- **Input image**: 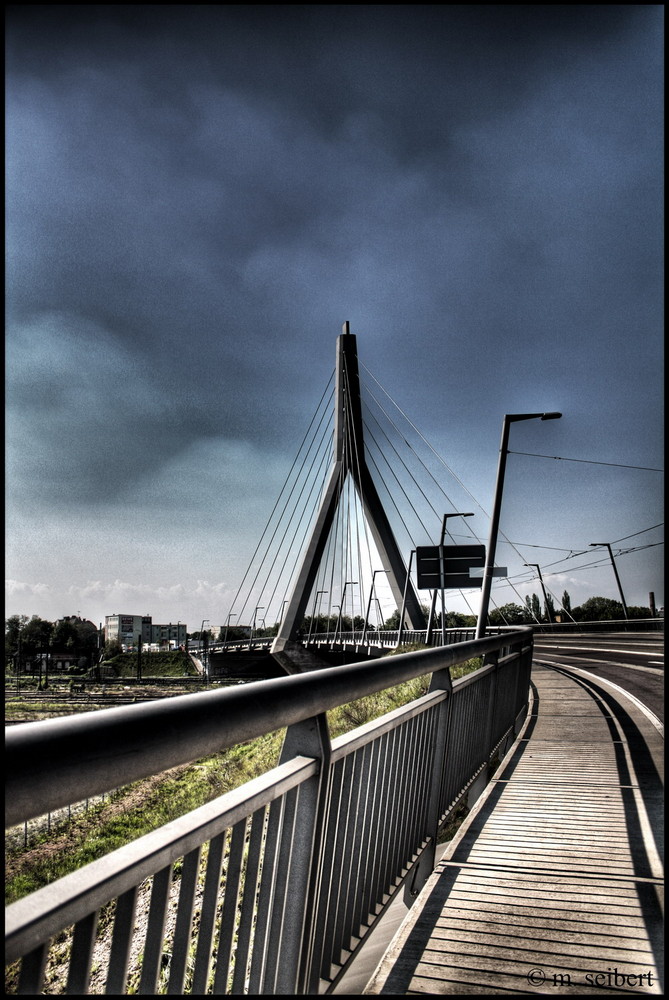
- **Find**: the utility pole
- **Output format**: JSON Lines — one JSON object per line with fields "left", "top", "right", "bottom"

{"left": 476, "top": 412, "right": 561, "bottom": 639}
{"left": 524, "top": 563, "right": 552, "bottom": 623}
{"left": 589, "top": 543, "right": 629, "bottom": 620}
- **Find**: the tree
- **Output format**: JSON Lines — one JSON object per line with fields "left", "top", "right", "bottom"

{"left": 524, "top": 594, "right": 542, "bottom": 622}
{"left": 19, "top": 616, "right": 54, "bottom": 655}
{"left": 5, "top": 614, "right": 28, "bottom": 663}
{"left": 572, "top": 596, "right": 624, "bottom": 622}
{"left": 103, "top": 639, "right": 123, "bottom": 659}
{"left": 52, "top": 619, "right": 80, "bottom": 651}
{"left": 544, "top": 593, "right": 556, "bottom": 622}
{"left": 383, "top": 610, "right": 401, "bottom": 630}
{"left": 562, "top": 590, "right": 572, "bottom": 614}
{"left": 489, "top": 603, "right": 528, "bottom": 626}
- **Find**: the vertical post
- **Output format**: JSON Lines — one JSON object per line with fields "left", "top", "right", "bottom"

{"left": 426, "top": 589, "right": 438, "bottom": 646}
{"left": 137, "top": 634, "right": 142, "bottom": 682}
{"left": 273, "top": 714, "right": 332, "bottom": 994}
{"left": 362, "top": 571, "right": 386, "bottom": 646}
{"left": 477, "top": 413, "right": 561, "bottom": 639}
{"left": 589, "top": 542, "right": 629, "bottom": 620}
{"left": 407, "top": 666, "right": 454, "bottom": 898}
{"left": 524, "top": 563, "right": 552, "bottom": 623}
{"left": 476, "top": 418, "right": 512, "bottom": 640}
{"left": 397, "top": 550, "right": 415, "bottom": 648}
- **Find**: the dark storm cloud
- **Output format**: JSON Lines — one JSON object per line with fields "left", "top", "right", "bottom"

{"left": 6, "top": 4, "right": 663, "bottom": 511}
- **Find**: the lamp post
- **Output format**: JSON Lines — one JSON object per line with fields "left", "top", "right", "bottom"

{"left": 397, "top": 553, "right": 416, "bottom": 649}
{"left": 335, "top": 583, "right": 357, "bottom": 644}
{"left": 251, "top": 607, "right": 264, "bottom": 641}
{"left": 524, "top": 563, "right": 552, "bottom": 623}
{"left": 362, "top": 571, "right": 387, "bottom": 646}
{"left": 589, "top": 543, "right": 629, "bottom": 620}
{"left": 223, "top": 613, "right": 236, "bottom": 644}
{"left": 329, "top": 606, "right": 340, "bottom": 644}
{"left": 200, "top": 619, "right": 209, "bottom": 679}
{"left": 476, "top": 412, "right": 562, "bottom": 639}
{"left": 307, "top": 591, "right": 327, "bottom": 643}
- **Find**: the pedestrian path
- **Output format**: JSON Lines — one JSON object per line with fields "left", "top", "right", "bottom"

{"left": 363, "top": 664, "right": 664, "bottom": 995}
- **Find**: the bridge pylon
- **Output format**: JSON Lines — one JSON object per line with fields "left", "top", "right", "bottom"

{"left": 272, "top": 323, "right": 426, "bottom": 673}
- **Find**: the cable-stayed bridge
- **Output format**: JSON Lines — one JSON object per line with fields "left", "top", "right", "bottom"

{"left": 213, "top": 322, "right": 497, "bottom": 677}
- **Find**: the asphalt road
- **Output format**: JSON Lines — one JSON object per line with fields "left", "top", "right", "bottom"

{"left": 532, "top": 630, "right": 664, "bottom": 724}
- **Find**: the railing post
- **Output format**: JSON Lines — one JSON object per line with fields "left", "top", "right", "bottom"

{"left": 271, "top": 713, "right": 332, "bottom": 995}
{"left": 406, "top": 665, "right": 454, "bottom": 899}
{"left": 481, "top": 647, "right": 500, "bottom": 782}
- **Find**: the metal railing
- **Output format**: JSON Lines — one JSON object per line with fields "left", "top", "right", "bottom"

{"left": 6, "top": 629, "right": 533, "bottom": 995}
{"left": 208, "top": 617, "right": 663, "bottom": 657}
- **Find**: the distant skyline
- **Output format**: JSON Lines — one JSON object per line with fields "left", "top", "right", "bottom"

{"left": 6, "top": 6, "right": 663, "bottom": 631}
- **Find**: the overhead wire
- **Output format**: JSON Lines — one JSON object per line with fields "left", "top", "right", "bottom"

{"left": 507, "top": 451, "right": 663, "bottom": 472}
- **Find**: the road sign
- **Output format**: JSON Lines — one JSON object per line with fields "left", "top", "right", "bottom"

{"left": 416, "top": 544, "right": 486, "bottom": 590}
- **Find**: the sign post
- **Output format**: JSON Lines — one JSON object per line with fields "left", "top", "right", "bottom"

{"left": 419, "top": 513, "right": 478, "bottom": 645}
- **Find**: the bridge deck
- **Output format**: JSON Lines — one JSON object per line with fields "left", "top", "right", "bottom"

{"left": 362, "top": 664, "right": 664, "bottom": 995}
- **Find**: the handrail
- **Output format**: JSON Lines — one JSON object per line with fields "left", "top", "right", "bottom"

{"left": 6, "top": 631, "right": 523, "bottom": 828}
{"left": 6, "top": 629, "right": 534, "bottom": 995}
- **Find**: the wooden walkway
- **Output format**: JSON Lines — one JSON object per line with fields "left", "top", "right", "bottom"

{"left": 364, "top": 664, "right": 664, "bottom": 995}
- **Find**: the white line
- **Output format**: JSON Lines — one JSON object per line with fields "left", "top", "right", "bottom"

{"left": 534, "top": 653, "right": 663, "bottom": 675}
{"left": 534, "top": 643, "right": 663, "bottom": 659}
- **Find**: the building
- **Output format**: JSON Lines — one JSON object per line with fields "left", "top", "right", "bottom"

{"left": 104, "top": 616, "right": 187, "bottom": 650}
{"left": 105, "top": 615, "right": 152, "bottom": 649}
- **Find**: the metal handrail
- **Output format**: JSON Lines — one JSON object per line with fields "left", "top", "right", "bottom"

{"left": 6, "top": 631, "right": 524, "bottom": 828}
{"left": 6, "top": 629, "right": 533, "bottom": 994}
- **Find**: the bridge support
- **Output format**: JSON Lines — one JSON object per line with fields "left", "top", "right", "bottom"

{"left": 272, "top": 323, "right": 426, "bottom": 672}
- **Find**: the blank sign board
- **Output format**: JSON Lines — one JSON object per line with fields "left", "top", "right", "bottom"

{"left": 416, "top": 544, "right": 486, "bottom": 590}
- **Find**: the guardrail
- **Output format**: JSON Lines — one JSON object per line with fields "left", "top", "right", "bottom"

{"left": 6, "top": 629, "right": 533, "bottom": 995}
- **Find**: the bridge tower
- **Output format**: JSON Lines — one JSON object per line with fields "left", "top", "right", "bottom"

{"left": 272, "top": 323, "right": 426, "bottom": 673}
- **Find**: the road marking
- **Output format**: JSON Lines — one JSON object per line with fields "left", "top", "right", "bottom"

{"left": 534, "top": 643, "right": 663, "bottom": 659}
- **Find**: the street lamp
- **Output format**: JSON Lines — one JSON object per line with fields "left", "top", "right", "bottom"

{"left": 223, "top": 613, "right": 236, "bottom": 644}
{"left": 362, "top": 571, "right": 387, "bottom": 646}
{"left": 335, "top": 583, "right": 357, "bottom": 644}
{"left": 476, "top": 412, "right": 562, "bottom": 639}
{"left": 200, "top": 619, "right": 210, "bottom": 679}
{"left": 589, "top": 543, "right": 629, "bottom": 620}
{"left": 524, "top": 564, "right": 551, "bottom": 624}
{"left": 307, "top": 590, "right": 328, "bottom": 643}
{"left": 251, "top": 607, "right": 264, "bottom": 640}
{"left": 328, "top": 606, "right": 340, "bottom": 643}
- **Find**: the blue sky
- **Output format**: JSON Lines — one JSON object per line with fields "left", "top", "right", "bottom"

{"left": 6, "top": 6, "right": 664, "bottom": 631}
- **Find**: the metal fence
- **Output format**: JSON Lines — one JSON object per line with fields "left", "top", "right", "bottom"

{"left": 5, "top": 629, "right": 533, "bottom": 995}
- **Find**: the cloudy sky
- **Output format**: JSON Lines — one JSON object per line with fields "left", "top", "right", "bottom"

{"left": 6, "top": 5, "right": 664, "bottom": 631}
